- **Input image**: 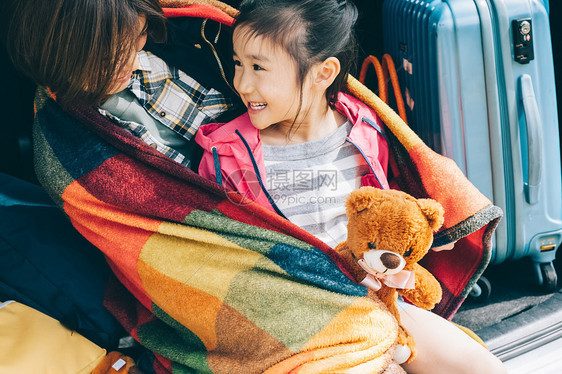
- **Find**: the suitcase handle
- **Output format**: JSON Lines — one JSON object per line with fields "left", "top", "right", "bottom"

{"left": 519, "top": 74, "right": 542, "bottom": 205}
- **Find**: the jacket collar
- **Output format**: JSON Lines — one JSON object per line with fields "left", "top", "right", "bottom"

{"left": 137, "top": 51, "right": 153, "bottom": 73}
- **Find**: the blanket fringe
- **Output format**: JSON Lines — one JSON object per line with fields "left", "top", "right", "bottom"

{"left": 160, "top": 0, "right": 239, "bottom": 17}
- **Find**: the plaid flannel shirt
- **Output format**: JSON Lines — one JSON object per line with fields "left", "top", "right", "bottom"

{"left": 99, "top": 51, "right": 232, "bottom": 167}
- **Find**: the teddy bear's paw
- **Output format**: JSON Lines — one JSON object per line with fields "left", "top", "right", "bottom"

{"left": 393, "top": 344, "right": 411, "bottom": 365}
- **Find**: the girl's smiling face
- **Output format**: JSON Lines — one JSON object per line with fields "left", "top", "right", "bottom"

{"left": 232, "top": 26, "right": 312, "bottom": 132}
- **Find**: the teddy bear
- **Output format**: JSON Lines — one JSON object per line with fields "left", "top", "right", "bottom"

{"left": 335, "top": 186, "right": 445, "bottom": 365}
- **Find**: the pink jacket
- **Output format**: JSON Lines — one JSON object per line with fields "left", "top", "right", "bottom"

{"left": 195, "top": 92, "right": 390, "bottom": 214}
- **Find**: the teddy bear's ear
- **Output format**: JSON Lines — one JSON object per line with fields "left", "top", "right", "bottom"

{"left": 416, "top": 198, "right": 445, "bottom": 232}
{"left": 346, "top": 187, "right": 379, "bottom": 213}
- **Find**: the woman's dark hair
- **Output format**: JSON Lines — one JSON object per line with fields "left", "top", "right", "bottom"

{"left": 3, "top": 0, "right": 166, "bottom": 108}
{"left": 235, "top": 0, "right": 358, "bottom": 107}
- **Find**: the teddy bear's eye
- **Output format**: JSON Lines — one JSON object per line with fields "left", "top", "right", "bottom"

{"left": 404, "top": 248, "right": 413, "bottom": 257}
{"left": 368, "top": 242, "right": 376, "bottom": 249}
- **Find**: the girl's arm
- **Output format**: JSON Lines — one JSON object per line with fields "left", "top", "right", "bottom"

{"left": 432, "top": 241, "right": 456, "bottom": 251}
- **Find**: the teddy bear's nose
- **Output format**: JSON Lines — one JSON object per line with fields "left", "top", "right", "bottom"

{"left": 363, "top": 250, "right": 407, "bottom": 275}
{"left": 380, "top": 252, "right": 403, "bottom": 270}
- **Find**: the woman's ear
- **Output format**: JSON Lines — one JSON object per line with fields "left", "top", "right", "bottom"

{"left": 313, "top": 57, "right": 341, "bottom": 90}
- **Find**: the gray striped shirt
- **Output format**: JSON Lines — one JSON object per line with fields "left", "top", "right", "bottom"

{"left": 263, "top": 122, "right": 369, "bottom": 247}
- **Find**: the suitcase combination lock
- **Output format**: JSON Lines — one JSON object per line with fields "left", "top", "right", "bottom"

{"left": 512, "top": 18, "right": 534, "bottom": 64}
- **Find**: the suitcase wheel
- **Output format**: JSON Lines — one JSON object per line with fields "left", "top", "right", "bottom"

{"left": 535, "top": 262, "right": 558, "bottom": 293}
{"left": 468, "top": 276, "right": 492, "bottom": 303}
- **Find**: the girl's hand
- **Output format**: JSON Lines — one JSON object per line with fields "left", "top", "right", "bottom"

{"left": 432, "top": 241, "right": 457, "bottom": 251}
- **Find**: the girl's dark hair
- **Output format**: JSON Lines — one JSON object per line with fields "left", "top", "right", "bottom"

{"left": 235, "top": 0, "right": 358, "bottom": 107}
{"left": 3, "top": 0, "right": 166, "bottom": 108}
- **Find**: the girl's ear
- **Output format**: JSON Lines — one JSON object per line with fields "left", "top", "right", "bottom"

{"left": 313, "top": 57, "right": 341, "bottom": 90}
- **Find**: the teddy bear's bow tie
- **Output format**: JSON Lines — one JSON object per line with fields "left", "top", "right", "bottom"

{"left": 357, "top": 259, "right": 416, "bottom": 290}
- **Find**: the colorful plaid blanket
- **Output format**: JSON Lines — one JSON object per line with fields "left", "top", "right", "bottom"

{"left": 31, "top": 1, "right": 501, "bottom": 372}
{"left": 32, "top": 93, "right": 400, "bottom": 373}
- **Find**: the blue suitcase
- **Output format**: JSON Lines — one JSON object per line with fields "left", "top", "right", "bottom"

{"left": 382, "top": 0, "right": 562, "bottom": 291}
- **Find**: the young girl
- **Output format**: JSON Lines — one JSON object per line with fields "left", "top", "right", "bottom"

{"left": 195, "top": 0, "right": 508, "bottom": 373}
{"left": 196, "top": 0, "right": 389, "bottom": 249}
